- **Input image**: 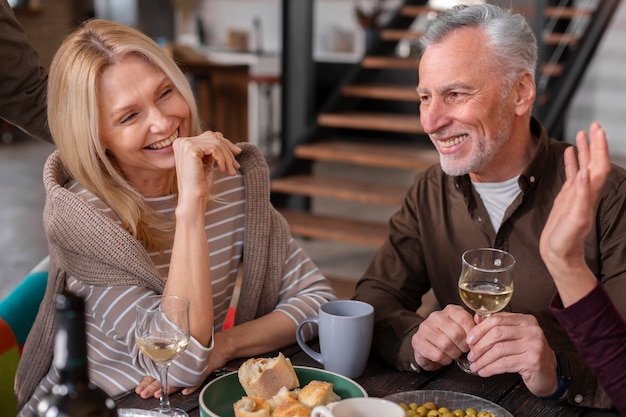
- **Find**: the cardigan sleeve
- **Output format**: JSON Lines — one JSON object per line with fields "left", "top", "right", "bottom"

{"left": 67, "top": 279, "right": 213, "bottom": 388}
{"left": 273, "top": 238, "right": 337, "bottom": 339}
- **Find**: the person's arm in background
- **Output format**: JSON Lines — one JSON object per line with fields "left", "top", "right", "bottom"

{"left": 540, "top": 122, "right": 610, "bottom": 306}
{"left": 540, "top": 122, "right": 626, "bottom": 414}
{"left": 0, "top": 0, "right": 51, "bottom": 143}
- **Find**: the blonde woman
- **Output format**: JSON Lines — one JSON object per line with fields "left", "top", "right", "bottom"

{"left": 15, "top": 19, "right": 336, "bottom": 416}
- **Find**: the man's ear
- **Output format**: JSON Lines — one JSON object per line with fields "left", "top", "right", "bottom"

{"left": 513, "top": 71, "right": 536, "bottom": 116}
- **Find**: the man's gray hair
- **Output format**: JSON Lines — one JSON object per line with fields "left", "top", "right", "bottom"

{"left": 420, "top": 4, "right": 538, "bottom": 88}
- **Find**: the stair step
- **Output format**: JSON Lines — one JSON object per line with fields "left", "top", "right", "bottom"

{"left": 280, "top": 209, "right": 388, "bottom": 247}
{"left": 362, "top": 56, "right": 420, "bottom": 70}
{"left": 318, "top": 112, "right": 424, "bottom": 134}
{"left": 271, "top": 175, "right": 407, "bottom": 206}
{"left": 379, "top": 29, "right": 579, "bottom": 47}
{"left": 381, "top": 29, "right": 424, "bottom": 41}
{"left": 362, "top": 55, "right": 563, "bottom": 78}
{"left": 544, "top": 32, "right": 580, "bottom": 46}
{"left": 539, "top": 6, "right": 593, "bottom": 19}
{"left": 400, "top": 5, "right": 592, "bottom": 19}
{"left": 294, "top": 140, "right": 439, "bottom": 170}
{"left": 542, "top": 62, "right": 563, "bottom": 77}
{"left": 341, "top": 84, "right": 419, "bottom": 101}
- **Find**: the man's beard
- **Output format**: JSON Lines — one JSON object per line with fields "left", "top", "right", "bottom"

{"left": 437, "top": 107, "right": 512, "bottom": 177}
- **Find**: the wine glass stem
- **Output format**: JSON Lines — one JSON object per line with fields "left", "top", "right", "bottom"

{"left": 476, "top": 313, "right": 491, "bottom": 323}
{"left": 157, "top": 363, "right": 172, "bottom": 414}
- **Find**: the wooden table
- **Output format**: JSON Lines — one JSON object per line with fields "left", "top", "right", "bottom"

{"left": 115, "top": 343, "right": 619, "bottom": 416}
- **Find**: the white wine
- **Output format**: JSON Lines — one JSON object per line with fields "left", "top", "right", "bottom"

{"left": 137, "top": 334, "right": 190, "bottom": 364}
{"left": 459, "top": 281, "right": 513, "bottom": 315}
{"left": 37, "top": 292, "right": 118, "bottom": 417}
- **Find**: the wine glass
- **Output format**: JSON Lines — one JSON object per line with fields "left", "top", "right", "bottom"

{"left": 456, "top": 248, "right": 515, "bottom": 375}
{"left": 135, "top": 295, "right": 190, "bottom": 417}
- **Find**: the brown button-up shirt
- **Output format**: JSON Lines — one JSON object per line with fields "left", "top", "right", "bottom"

{"left": 354, "top": 117, "right": 626, "bottom": 410}
{"left": 0, "top": 0, "right": 50, "bottom": 142}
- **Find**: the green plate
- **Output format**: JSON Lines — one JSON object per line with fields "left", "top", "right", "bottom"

{"left": 199, "top": 366, "right": 368, "bottom": 417}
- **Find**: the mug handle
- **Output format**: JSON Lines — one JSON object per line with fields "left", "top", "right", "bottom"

{"left": 295, "top": 316, "right": 324, "bottom": 365}
{"left": 311, "top": 405, "right": 333, "bottom": 417}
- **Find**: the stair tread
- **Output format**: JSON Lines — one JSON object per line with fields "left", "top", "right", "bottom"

{"left": 362, "top": 56, "right": 420, "bottom": 69}
{"left": 271, "top": 175, "right": 408, "bottom": 206}
{"left": 544, "top": 32, "right": 580, "bottom": 46}
{"left": 381, "top": 29, "right": 424, "bottom": 41}
{"left": 379, "top": 29, "right": 579, "bottom": 46}
{"left": 342, "top": 83, "right": 419, "bottom": 101}
{"left": 362, "top": 55, "right": 563, "bottom": 78}
{"left": 400, "top": 5, "right": 592, "bottom": 19}
{"left": 294, "top": 140, "right": 439, "bottom": 170}
{"left": 280, "top": 209, "right": 388, "bottom": 247}
{"left": 318, "top": 111, "right": 424, "bottom": 134}
{"left": 541, "top": 62, "right": 564, "bottom": 77}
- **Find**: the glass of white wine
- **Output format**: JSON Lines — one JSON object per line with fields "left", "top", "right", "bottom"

{"left": 135, "top": 295, "right": 190, "bottom": 417}
{"left": 456, "top": 248, "right": 515, "bottom": 375}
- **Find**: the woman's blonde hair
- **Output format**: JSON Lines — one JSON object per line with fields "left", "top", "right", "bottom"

{"left": 47, "top": 19, "right": 203, "bottom": 250}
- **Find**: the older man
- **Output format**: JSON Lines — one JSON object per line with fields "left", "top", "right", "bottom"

{"left": 354, "top": 3, "right": 626, "bottom": 410}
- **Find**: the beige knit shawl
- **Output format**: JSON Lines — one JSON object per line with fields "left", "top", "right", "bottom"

{"left": 16, "top": 143, "right": 290, "bottom": 408}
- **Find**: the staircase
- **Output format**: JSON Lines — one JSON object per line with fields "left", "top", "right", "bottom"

{"left": 271, "top": 0, "right": 620, "bottom": 295}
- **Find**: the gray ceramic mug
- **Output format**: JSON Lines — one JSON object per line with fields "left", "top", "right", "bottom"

{"left": 296, "top": 300, "right": 374, "bottom": 379}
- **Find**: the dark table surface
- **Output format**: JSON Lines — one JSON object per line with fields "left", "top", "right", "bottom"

{"left": 115, "top": 343, "right": 619, "bottom": 417}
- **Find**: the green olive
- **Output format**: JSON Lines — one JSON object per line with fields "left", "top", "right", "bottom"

{"left": 416, "top": 406, "right": 430, "bottom": 416}
{"left": 423, "top": 402, "right": 439, "bottom": 410}
{"left": 400, "top": 402, "right": 495, "bottom": 417}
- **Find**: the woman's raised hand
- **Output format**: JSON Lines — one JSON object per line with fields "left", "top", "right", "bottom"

{"left": 173, "top": 131, "right": 241, "bottom": 203}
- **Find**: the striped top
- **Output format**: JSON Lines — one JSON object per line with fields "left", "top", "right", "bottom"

{"left": 18, "top": 168, "right": 335, "bottom": 417}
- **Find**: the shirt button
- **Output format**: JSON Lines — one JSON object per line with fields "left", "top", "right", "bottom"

{"left": 574, "top": 394, "right": 583, "bottom": 404}
{"left": 529, "top": 176, "right": 536, "bottom": 183}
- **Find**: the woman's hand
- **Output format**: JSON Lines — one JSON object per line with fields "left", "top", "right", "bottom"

{"left": 539, "top": 121, "right": 610, "bottom": 306}
{"left": 173, "top": 131, "right": 241, "bottom": 206}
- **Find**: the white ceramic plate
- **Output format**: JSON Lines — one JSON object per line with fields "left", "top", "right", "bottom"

{"left": 385, "top": 390, "right": 514, "bottom": 416}
{"left": 199, "top": 366, "right": 368, "bottom": 417}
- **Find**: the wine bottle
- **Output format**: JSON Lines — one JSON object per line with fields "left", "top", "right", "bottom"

{"left": 36, "top": 292, "right": 118, "bottom": 417}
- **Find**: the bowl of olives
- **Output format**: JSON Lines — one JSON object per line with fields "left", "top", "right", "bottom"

{"left": 384, "top": 390, "right": 513, "bottom": 417}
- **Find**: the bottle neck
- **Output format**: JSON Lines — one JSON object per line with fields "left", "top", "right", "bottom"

{"left": 54, "top": 307, "right": 90, "bottom": 384}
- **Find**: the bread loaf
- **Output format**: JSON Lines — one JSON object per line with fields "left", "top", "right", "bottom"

{"left": 267, "top": 386, "right": 298, "bottom": 412}
{"left": 297, "top": 380, "right": 341, "bottom": 408}
{"left": 238, "top": 352, "right": 300, "bottom": 399}
{"left": 233, "top": 396, "right": 270, "bottom": 417}
{"left": 271, "top": 396, "right": 311, "bottom": 417}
